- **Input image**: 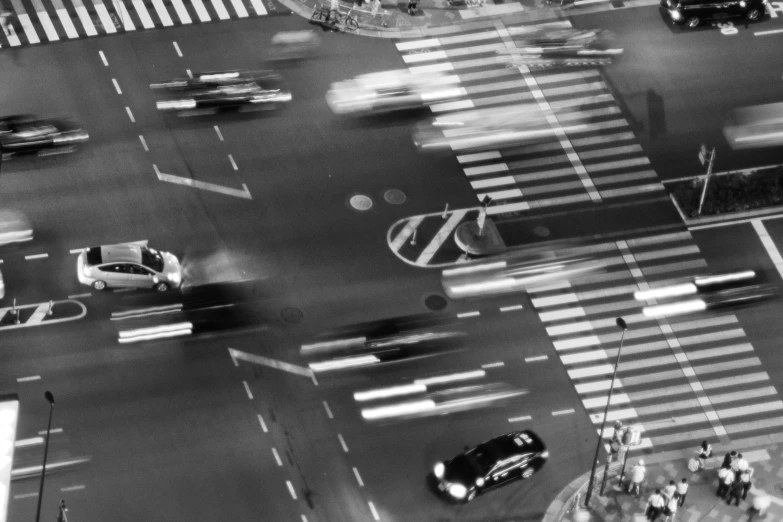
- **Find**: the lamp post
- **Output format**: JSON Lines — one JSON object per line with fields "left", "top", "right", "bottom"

{"left": 35, "top": 391, "right": 55, "bottom": 522}
{"left": 584, "top": 317, "right": 628, "bottom": 507}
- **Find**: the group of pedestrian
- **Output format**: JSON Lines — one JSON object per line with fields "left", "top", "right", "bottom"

{"left": 716, "top": 450, "right": 753, "bottom": 506}
{"left": 645, "top": 478, "right": 688, "bottom": 521}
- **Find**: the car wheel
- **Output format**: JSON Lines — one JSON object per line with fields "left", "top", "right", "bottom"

{"left": 154, "top": 282, "right": 170, "bottom": 292}
{"left": 467, "top": 490, "right": 476, "bottom": 502}
{"left": 92, "top": 280, "right": 107, "bottom": 291}
{"left": 686, "top": 16, "right": 699, "bottom": 27}
{"left": 747, "top": 8, "right": 760, "bottom": 19}
{"left": 522, "top": 467, "right": 534, "bottom": 479}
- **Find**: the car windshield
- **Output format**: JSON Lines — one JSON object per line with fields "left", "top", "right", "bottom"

{"left": 141, "top": 247, "right": 164, "bottom": 272}
{"left": 470, "top": 442, "right": 503, "bottom": 472}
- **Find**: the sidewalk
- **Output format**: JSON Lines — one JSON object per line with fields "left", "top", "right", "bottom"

{"left": 546, "top": 436, "right": 783, "bottom": 522}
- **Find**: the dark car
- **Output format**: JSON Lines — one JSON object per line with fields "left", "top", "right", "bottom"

{"left": 0, "top": 115, "right": 88, "bottom": 157}
{"left": 432, "top": 430, "right": 548, "bottom": 502}
{"left": 151, "top": 70, "right": 292, "bottom": 114}
{"left": 660, "top": 0, "right": 767, "bottom": 28}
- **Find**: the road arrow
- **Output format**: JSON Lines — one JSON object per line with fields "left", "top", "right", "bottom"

{"left": 229, "top": 348, "right": 317, "bottom": 383}
{"left": 154, "top": 165, "right": 252, "bottom": 200}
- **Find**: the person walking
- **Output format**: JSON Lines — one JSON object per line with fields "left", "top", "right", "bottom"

{"left": 663, "top": 492, "right": 679, "bottom": 522}
{"left": 696, "top": 441, "right": 712, "bottom": 470}
{"left": 727, "top": 476, "right": 743, "bottom": 506}
{"left": 676, "top": 478, "right": 689, "bottom": 506}
{"left": 731, "top": 452, "right": 741, "bottom": 473}
{"left": 0, "top": 10, "right": 13, "bottom": 36}
{"left": 737, "top": 453, "right": 749, "bottom": 473}
{"left": 740, "top": 468, "right": 753, "bottom": 500}
{"left": 629, "top": 460, "right": 646, "bottom": 496}
{"left": 717, "top": 467, "right": 735, "bottom": 498}
{"left": 646, "top": 489, "right": 665, "bottom": 521}
{"left": 663, "top": 480, "right": 676, "bottom": 501}
{"left": 406, "top": 0, "right": 417, "bottom": 15}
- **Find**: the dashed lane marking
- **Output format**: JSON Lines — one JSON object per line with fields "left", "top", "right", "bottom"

{"left": 353, "top": 467, "right": 364, "bottom": 487}
{"left": 257, "top": 414, "right": 268, "bottom": 433}
{"left": 272, "top": 448, "right": 282, "bottom": 466}
{"left": 286, "top": 480, "right": 297, "bottom": 500}
{"left": 24, "top": 253, "right": 48, "bottom": 260}
{"left": 525, "top": 355, "right": 548, "bottom": 363}
{"left": 509, "top": 415, "right": 532, "bottom": 422}
{"left": 38, "top": 428, "right": 63, "bottom": 435}
{"left": 242, "top": 380, "right": 253, "bottom": 400}
{"left": 552, "top": 408, "right": 575, "bottom": 416}
{"left": 99, "top": 50, "right": 108, "bottom": 66}
{"left": 457, "top": 311, "right": 480, "bottom": 318}
{"left": 173, "top": 41, "right": 182, "bottom": 57}
{"left": 125, "top": 107, "right": 135, "bottom": 123}
{"left": 368, "top": 501, "right": 380, "bottom": 521}
{"left": 481, "top": 362, "right": 505, "bottom": 369}
{"left": 13, "top": 492, "right": 38, "bottom": 499}
{"left": 139, "top": 135, "right": 149, "bottom": 151}
{"left": 60, "top": 485, "right": 85, "bottom": 492}
{"left": 500, "top": 304, "right": 523, "bottom": 312}
{"left": 16, "top": 375, "right": 41, "bottom": 382}
{"left": 112, "top": 78, "right": 122, "bottom": 94}
{"left": 323, "top": 401, "right": 333, "bottom": 419}
{"left": 214, "top": 126, "right": 224, "bottom": 141}
{"left": 229, "top": 154, "right": 238, "bottom": 171}
{"left": 338, "top": 433, "right": 349, "bottom": 453}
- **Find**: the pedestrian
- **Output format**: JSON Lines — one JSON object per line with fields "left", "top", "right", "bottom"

{"left": 406, "top": 0, "right": 417, "bottom": 15}
{"left": 740, "top": 468, "right": 752, "bottom": 500}
{"left": 727, "top": 476, "right": 743, "bottom": 506}
{"left": 663, "top": 492, "right": 679, "bottom": 522}
{"left": 663, "top": 480, "right": 676, "bottom": 501}
{"left": 646, "top": 489, "right": 665, "bottom": 521}
{"left": 731, "top": 452, "right": 740, "bottom": 473}
{"left": 717, "top": 467, "right": 735, "bottom": 498}
{"left": 696, "top": 440, "right": 712, "bottom": 470}
{"left": 629, "top": 459, "right": 646, "bottom": 496}
{"left": 676, "top": 478, "right": 688, "bottom": 506}
{"left": 0, "top": 10, "right": 12, "bottom": 36}
{"left": 737, "top": 453, "right": 749, "bottom": 472}
{"left": 721, "top": 452, "right": 732, "bottom": 469}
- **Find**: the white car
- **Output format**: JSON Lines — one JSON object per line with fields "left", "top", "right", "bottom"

{"left": 77, "top": 243, "right": 182, "bottom": 292}
{"left": 326, "top": 69, "right": 465, "bottom": 116}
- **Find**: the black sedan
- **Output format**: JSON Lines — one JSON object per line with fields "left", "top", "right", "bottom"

{"left": 0, "top": 115, "right": 89, "bottom": 157}
{"left": 432, "top": 430, "right": 548, "bottom": 502}
{"left": 151, "top": 71, "right": 292, "bottom": 115}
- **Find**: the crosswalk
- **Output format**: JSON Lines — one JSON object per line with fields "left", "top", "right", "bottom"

{"left": 528, "top": 229, "right": 783, "bottom": 453}
{"left": 0, "top": 0, "right": 269, "bottom": 46}
{"left": 395, "top": 20, "right": 665, "bottom": 217}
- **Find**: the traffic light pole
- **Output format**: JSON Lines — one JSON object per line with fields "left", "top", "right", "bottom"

{"left": 697, "top": 145, "right": 716, "bottom": 216}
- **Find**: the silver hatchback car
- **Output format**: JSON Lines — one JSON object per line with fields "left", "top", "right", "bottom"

{"left": 77, "top": 243, "right": 182, "bottom": 292}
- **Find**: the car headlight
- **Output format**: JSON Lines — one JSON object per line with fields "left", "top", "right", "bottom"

{"left": 739, "top": 0, "right": 745, "bottom": 5}
{"left": 434, "top": 463, "right": 445, "bottom": 479}
{"left": 448, "top": 483, "right": 467, "bottom": 499}
{"left": 169, "top": 272, "right": 181, "bottom": 285}
{"left": 475, "top": 477, "right": 485, "bottom": 487}
{"left": 670, "top": 9, "right": 682, "bottom": 19}
{"left": 541, "top": 451, "right": 549, "bottom": 459}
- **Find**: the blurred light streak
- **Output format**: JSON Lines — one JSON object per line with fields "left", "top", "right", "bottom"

{"left": 354, "top": 384, "right": 427, "bottom": 402}
{"left": 634, "top": 283, "right": 696, "bottom": 301}
{"left": 414, "top": 370, "right": 486, "bottom": 386}
{"left": 309, "top": 355, "right": 380, "bottom": 372}
{"left": 642, "top": 300, "right": 706, "bottom": 318}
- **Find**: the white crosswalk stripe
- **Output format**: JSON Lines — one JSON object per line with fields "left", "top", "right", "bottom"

{"left": 395, "top": 20, "right": 667, "bottom": 216}
{"left": 526, "top": 229, "right": 782, "bottom": 452}
{"left": 0, "top": 0, "right": 270, "bottom": 45}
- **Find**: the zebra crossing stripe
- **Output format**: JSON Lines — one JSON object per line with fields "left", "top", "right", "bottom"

{"left": 70, "top": 0, "right": 98, "bottom": 35}
{"left": 92, "top": 0, "right": 117, "bottom": 34}
{"left": 228, "top": 0, "right": 249, "bottom": 17}
{"left": 190, "top": 0, "right": 211, "bottom": 22}
{"left": 150, "top": 0, "right": 174, "bottom": 25}
{"left": 51, "top": 0, "right": 79, "bottom": 38}
{"left": 209, "top": 0, "right": 231, "bottom": 19}
{"left": 28, "top": 0, "right": 59, "bottom": 40}
{"left": 248, "top": 0, "right": 267, "bottom": 16}
{"left": 115, "top": 0, "right": 137, "bottom": 30}
{"left": 169, "top": 0, "right": 192, "bottom": 23}
{"left": 390, "top": 216, "right": 423, "bottom": 251}
{"left": 130, "top": 0, "right": 155, "bottom": 28}
{"left": 415, "top": 210, "right": 467, "bottom": 266}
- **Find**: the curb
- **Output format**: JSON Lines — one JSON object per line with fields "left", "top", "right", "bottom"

{"left": 543, "top": 434, "right": 783, "bottom": 522}
{"left": 668, "top": 193, "right": 783, "bottom": 230}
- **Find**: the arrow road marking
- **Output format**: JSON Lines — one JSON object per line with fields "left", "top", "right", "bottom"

{"left": 228, "top": 348, "right": 315, "bottom": 379}
{"left": 154, "top": 165, "right": 252, "bottom": 200}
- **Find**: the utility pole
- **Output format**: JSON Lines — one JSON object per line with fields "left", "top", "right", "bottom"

{"left": 35, "top": 391, "right": 55, "bottom": 522}
{"left": 697, "top": 144, "right": 716, "bottom": 216}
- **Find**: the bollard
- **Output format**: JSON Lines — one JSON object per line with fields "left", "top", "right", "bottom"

{"left": 410, "top": 229, "right": 417, "bottom": 246}
{"left": 12, "top": 297, "right": 19, "bottom": 324}
{"left": 47, "top": 300, "right": 54, "bottom": 316}
{"left": 442, "top": 203, "right": 449, "bottom": 219}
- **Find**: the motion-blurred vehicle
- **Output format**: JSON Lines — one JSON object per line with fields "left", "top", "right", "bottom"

{"left": 413, "top": 103, "right": 587, "bottom": 153}
{"left": 77, "top": 243, "right": 182, "bottom": 292}
{"left": 499, "top": 28, "right": 623, "bottom": 67}
{"left": 0, "top": 210, "right": 32, "bottom": 246}
{"left": 723, "top": 101, "right": 783, "bottom": 150}
{"left": 266, "top": 30, "right": 321, "bottom": 62}
{"left": 660, "top": 0, "right": 766, "bottom": 28}
{"left": 151, "top": 71, "right": 292, "bottom": 115}
{"left": 326, "top": 69, "right": 465, "bottom": 116}
{"left": 0, "top": 115, "right": 88, "bottom": 157}
{"left": 432, "top": 430, "right": 548, "bottom": 502}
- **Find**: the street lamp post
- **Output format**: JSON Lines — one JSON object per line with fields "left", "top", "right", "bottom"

{"left": 584, "top": 318, "right": 628, "bottom": 508}
{"left": 35, "top": 391, "right": 55, "bottom": 522}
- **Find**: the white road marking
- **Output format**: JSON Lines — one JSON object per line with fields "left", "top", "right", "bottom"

{"left": 37, "top": 428, "right": 63, "bottom": 435}
{"left": 301, "top": 516, "right": 309, "bottom": 522}
{"left": 415, "top": 209, "right": 468, "bottom": 265}
{"left": 71, "top": 0, "right": 98, "bottom": 35}
{"left": 272, "top": 448, "right": 282, "bottom": 466}
{"left": 126, "top": 107, "right": 135, "bottom": 123}
{"left": 390, "top": 216, "right": 423, "bottom": 251}
{"left": 457, "top": 311, "right": 480, "bottom": 318}
{"left": 50, "top": 0, "right": 79, "bottom": 37}
{"left": 210, "top": 0, "right": 231, "bottom": 19}
{"left": 499, "top": 304, "right": 523, "bottom": 312}
{"left": 755, "top": 28, "right": 783, "bottom": 35}
{"left": 60, "top": 485, "right": 85, "bottom": 492}
{"left": 368, "top": 501, "right": 380, "bottom": 521}
{"left": 481, "top": 362, "right": 504, "bottom": 369}
{"left": 155, "top": 165, "right": 252, "bottom": 199}
{"left": 286, "top": 480, "right": 297, "bottom": 500}
{"left": 323, "top": 401, "right": 333, "bottom": 419}
{"left": 552, "top": 408, "right": 575, "bottom": 416}
{"left": 190, "top": 0, "right": 212, "bottom": 21}
{"left": 91, "top": 0, "right": 116, "bottom": 34}
{"left": 752, "top": 219, "right": 783, "bottom": 280}
{"left": 229, "top": 348, "right": 313, "bottom": 378}
{"left": 17, "top": 375, "right": 41, "bottom": 382}
{"left": 13, "top": 492, "right": 38, "bottom": 499}
{"left": 186, "top": 69, "right": 193, "bottom": 78}
{"left": 150, "top": 0, "right": 174, "bottom": 25}
{"left": 139, "top": 135, "right": 148, "bottom": 151}
{"left": 257, "top": 414, "right": 268, "bottom": 433}
{"left": 29, "top": 0, "right": 60, "bottom": 40}
{"left": 242, "top": 380, "right": 253, "bottom": 399}
{"left": 112, "top": 79, "right": 122, "bottom": 94}
{"left": 509, "top": 415, "right": 532, "bottom": 422}
{"left": 338, "top": 433, "right": 349, "bottom": 453}
{"left": 173, "top": 41, "right": 182, "bottom": 57}
{"left": 248, "top": 0, "right": 267, "bottom": 15}
{"left": 353, "top": 467, "right": 364, "bottom": 487}
{"left": 132, "top": 0, "right": 156, "bottom": 28}
{"left": 25, "top": 253, "right": 48, "bottom": 260}
{"left": 228, "top": 0, "right": 249, "bottom": 16}
{"left": 229, "top": 154, "right": 238, "bottom": 171}
{"left": 170, "top": 0, "right": 192, "bottom": 23}
{"left": 415, "top": 370, "right": 485, "bottom": 386}
{"left": 396, "top": 38, "right": 440, "bottom": 51}
{"left": 214, "top": 126, "right": 224, "bottom": 141}
{"left": 15, "top": 437, "right": 44, "bottom": 447}
{"left": 115, "top": 0, "right": 136, "bottom": 30}
{"left": 525, "top": 355, "right": 548, "bottom": 363}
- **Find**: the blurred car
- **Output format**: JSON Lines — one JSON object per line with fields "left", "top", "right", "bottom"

{"left": 0, "top": 210, "right": 33, "bottom": 246}
{"left": 0, "top": 115, "right": 88, "bottom": 157}
{"left": 660, "top": 0, "right": 766, "bottom": 27}
{"left": 77, "top": 243, "right": 182, "bottom": 292}
{"left": 432, "top": 430, "right": 548, "bottom": 502}
{"left": 500, "top": 28, "right": 623, "bottom": 67}
{"left": 413, "top": 103, "right": 587, "bottom": 153}
{"left": 151, "top": 71, "right": 292, "bottom": 114}
{"left": 723, "top": 101, "right": 783, "bottom": 150}
{"left": 326, "top": 69, "right": 465, "bottom": 116}
{"left": 266, "top": 30, "right": 321, "bottom": 62}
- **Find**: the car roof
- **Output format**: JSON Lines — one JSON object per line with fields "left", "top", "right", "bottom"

{"left": 487, "top": 431, "right": 546, "bottom": 457}
{"left": 86, "top": 244, "right": 143, "bottom": 265}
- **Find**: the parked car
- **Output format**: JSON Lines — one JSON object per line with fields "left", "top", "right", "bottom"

{"left": 77, "top": 243, "right": 182, "bottom": 292}
{"left": 660, "top": 0, "right": 766, "bottom": 28}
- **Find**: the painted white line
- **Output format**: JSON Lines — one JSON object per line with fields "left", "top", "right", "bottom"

{"left": 60, "top": 485, "right": 85, "bottom": 492}
{"left": 457, "top": 151, "right": 502, "bottom": 164}
{"left": 525, "top": 355, "right": 548, "bottom": 363}
{"left": 151, "top": 0, "right": 174, "bottom": 25}
{"left": 368, "top": 501, "right": 380, "bottom": 521}
{"left": 131, "top": 0, "right": 156, "bottom": 28}
{"left": 186, "top": 69, "right": 193, "bottom": 78}
{"left": 402, "top": 49, "right": 448, "bottom": 64}
{"left": 390, "top": 216, "right": 424, "bottom": 251}
{"left": 13, "top": 492, "right": 38, "bottom": 499}
{"left": 156, "top": 167, "right": 252, "bottom": 200}
{"left": 37, "top": 428, "right": 63, "bottom": 435}
{"left": 138, "top": 135, "right": 149, "bottom": 152}
{"left": 242, "top": 380, "right": 253, "bottom": 400}
{"left": 301, "top": 516, "right": 309, "bottom": 522}
{"left": 190, "top": 0, "right": 212, "bottom": 21}
{"left": 353, "top": 467, "right": 365, "bottom": 487}
{"left": 416, "top": 209, "right": 468, "bottom": 265}
{"left": 170, "top": 0, "right": 192, "bottom": 23}
{"left": 286, "top": 480, "right": 297, "bottom": 500}
{"left": 396, "top": 38, "right": 440, "bottom": 51}
{"left": 248, "top": 0, "right": 267, "bottom": 15}
{"left": 552, "top": 408, "right": 576, "bottom": 416}
{"left": 15, "top": 437, "right": 44, "bottom": 447}
{"left": 29, "top": 0, "right": 60, "bottom": 40}
{"left": 272, "top": 448, "right": 282, "bottom": 466}
{"left": 25, "top": 253, "right": 48, "bottom": 260}
{"left": 755, "top": 28, "right": 783, "bottom": 35}
{"left": 112, "top": 78, "right": 122, "bottom": 95}
{"left": 229, "top": 348, "right": 313, "bottom": 378}
{"left": 214, "top": 126, "right": 224, "bottom": 141}
{"left": 499, "top": 304, "right": 523, "bottom": 312}
{"left": 229, "top": 349, "right": 238, "bottom": 366}
{"left": 257, "top": 414, "right": 268, "bottom": 433}
{"left": 228, "top": 0, "right": 249, "bottom": 16}
{"left": 67, "top": 293, "right": 90, "bottom": 300}
{"left": 752, "top": 219, "right": 783, "bottom": 280}
{"left": 126, "top": 107, "right": 135, "bottom": 123}
{"left": 228, "top": 154, "right": 238, "bottom": 171}
{"left": 338, "top": 433, "right": 349, "bottom": 453}
{"left": 457, "top": 311, "right": 480, "bottom": 318}
{"left": 481, "top": 362, "right": 505, "bottom": 369}
{"left": 509, "top": 415, "right": 532, "bottom": 422}
{"left": 173, "top": 41, "right": 183, "bottom": 57}
{"left": 210, "top": 0, "right": 231, "bottom": 19}
{"left": 17, "top": 375, "right": 41, "bottom": 382}
{"left": 115, "top": 0, "right": 137, "bottom": 30}
{"left": 92, "top": 0, "right": 116, "bottom": 34}
{"left": 323, "top": 401, "right": 333, "bottom": 419}
{"left": 99, "top": 51, "right": 109, "bottom": 66}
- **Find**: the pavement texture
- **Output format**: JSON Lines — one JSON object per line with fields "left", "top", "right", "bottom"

{"left": 546, "top": 436, "right": 783, "bottom": 522}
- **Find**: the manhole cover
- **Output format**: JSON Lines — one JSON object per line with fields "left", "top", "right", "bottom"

{"left": 774, "top": 483, "right": 783, "bottom": 495}
{"left": 424, "top": 294, "right": 448, "bottom": 311}
{"left": 349, "top": 194, "right": 373, "bottom": 211}
{"left": 534, "top": 226, "right": 550, "bottom": 237}
{"left": 280, "top": 307, "right": 304, "bottom": 324}
{"left": 384, "top": 189, "right": 407, "bottom": 205}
